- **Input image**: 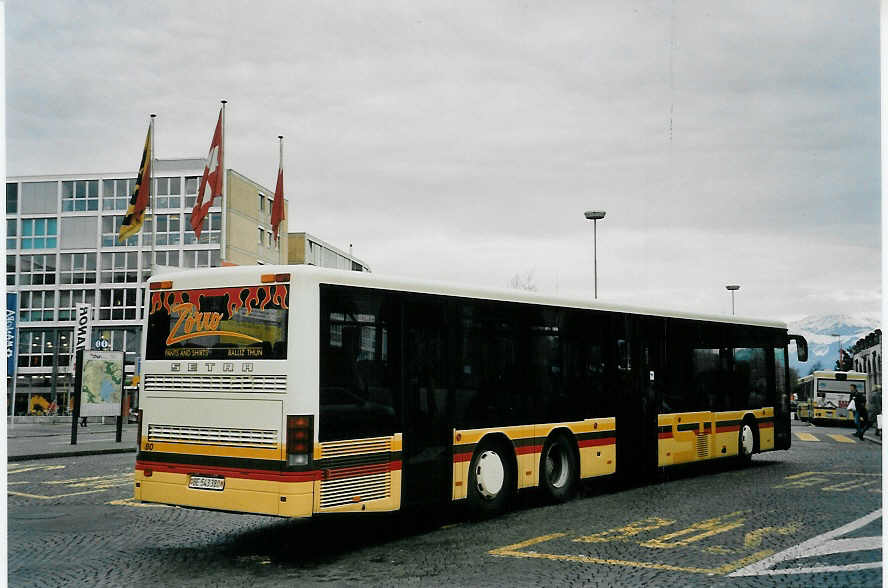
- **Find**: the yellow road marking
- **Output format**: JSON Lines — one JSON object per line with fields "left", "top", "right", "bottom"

{"left": 490, "top": 533, "right": 774, "bottom": 575}
{"left": 574, "top": 517, "right": 675, "bottom": 543}
{"left": 743, "top": 523, "right": 801, "bottom": 548}
{"left": 106, "top": 497, "right": 170, "bottom": 508}
{"left": 821, "top": 479, "right": 881, "bottom": 492}
{"left": 827, "top": 434, "right": 856, "bottom": 443}
{"left": 795, "top": 433, "right": 818, "bottom": 442}
{"left": 640, "top": 511, "right": 747, "bottom": 549}
{"left": 7, "top": 465, "right": 66, "bottom": 474}
{"left": 8, "top": 489, "right": 109, "bottom": 500}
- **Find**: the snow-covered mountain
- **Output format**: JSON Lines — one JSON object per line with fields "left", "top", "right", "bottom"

{"left": 787, "top": 313, "right": 881, "bottom": 374}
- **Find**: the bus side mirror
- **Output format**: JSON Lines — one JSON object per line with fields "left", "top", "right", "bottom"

{"left": 789, "top": 334, "right": 808, "bottom": 363}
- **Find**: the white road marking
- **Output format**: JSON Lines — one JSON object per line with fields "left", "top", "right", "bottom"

{"left": 48, "top": 438, "right": 117, "bottom": 444}
{"left": 728, "top": 510, "right": 882, "bottom": 577}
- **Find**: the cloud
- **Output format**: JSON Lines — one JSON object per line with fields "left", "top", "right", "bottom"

{"left": 5, "top": 0, "right": 880, "bottom": 322}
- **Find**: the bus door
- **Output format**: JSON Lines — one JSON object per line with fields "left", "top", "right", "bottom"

{"left": 401, "top": 296, "right": 453, "bottom": 507}
{"left": 637, "top": 317, "right": 666, "bottom": 476}
{"left": 612, "top": 315, "right": 660, "bottom": 482}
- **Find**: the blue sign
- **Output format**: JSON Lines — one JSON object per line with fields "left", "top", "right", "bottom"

{"left": 7, "top": 292, "right": 17, "bottom": 376}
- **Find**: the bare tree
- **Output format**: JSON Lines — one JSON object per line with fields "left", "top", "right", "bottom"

{"left": 509, "top": 270, "right": 538, "bottom": 292}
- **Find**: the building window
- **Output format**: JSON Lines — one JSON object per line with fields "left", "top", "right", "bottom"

{"left": 99, "top": 287, "right": 141, "bottom": 320}
{"left": 59, "top": 253, "right": 97, "bottom": 284}
{"left": 100, "top": 251, "right": 139, "bottom": 283}
{"left": 62, "top": 180, "right": 99, "bottom": 211}
{"left": 19, "top": 254, "right": 57, "bottom": 286}
{"left": 6, "top": 182, "right": 18, "bottom": 213}
{"left": 181, "top": 249, "right": 218, "bottom": 268}
{"left": 184, "top": 176, "right": 199, "bottom": 208}
{"left": 101, "top": 216, "right": 137, "bottom": 247}
{"left": 141, "top": 250, "right": 179, "bottom": 280}
{"left": 21, "top": 218, "right": 58, "bottom": 250}
{"left": 258, "top": 227, "right": 264, "bottom": 245}
{"left": 7, "top": 255, "right": 16, "bottom": 286}
{"left": 19, "top": 290, "right": 55, "bottom": 322}
{"left": 18, "top": 330, "right": 52, "bottom": 367}
{"left": 154, "top": 177, "right": 181, "bottom": 209}
{"left": 258, "top": 193, "right": 265, "bottom": 213}
{"left": 143, "top": 213, "right": 180, "bottom": 246}
{"left": 7, "top": 219, "right": 16, "bottom": 250}
{"left": 91, "top": 327, "right": 140, "bottom": 363}
{"left": 102, "top": 178, "right": 134, "bottom": 211}
{"left": 184, "top": 212, "right": 220, "bottom": 245}
{"left": 58, "top": 289, "right": 96, "bottom": 321}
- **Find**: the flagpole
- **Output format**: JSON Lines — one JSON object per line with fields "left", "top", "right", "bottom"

{"left": 149, "top": 114, "right": 157, "bottom": 270}
{"left": 278, "top": 135, "right": 284, "bottom": 248}
{"left": 220, "top": 100, "right": 227, "bottom": 264}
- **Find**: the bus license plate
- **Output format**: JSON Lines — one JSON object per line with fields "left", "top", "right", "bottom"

{"left": 189, "top": 475, "right": 225, "bottom": 491}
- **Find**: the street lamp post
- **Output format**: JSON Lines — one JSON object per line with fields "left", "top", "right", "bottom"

{"left": 726, "top": 284, "right": 740, "bottom": 315}
{"left": 584, "top": 211, "right": 606, "bottom": 299}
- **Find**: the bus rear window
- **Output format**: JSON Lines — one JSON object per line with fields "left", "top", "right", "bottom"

{"left": 145, "top": 284, "right": 288, "bottom": 360}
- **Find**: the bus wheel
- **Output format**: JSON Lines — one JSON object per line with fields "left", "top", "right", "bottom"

{"left": 539, "top": 434, "right": 579, "bottom": 503}
{"left": 738, "top": 421, "right": 756, "bottom": 465}
{"left": 468, "top": 441, "right": 513, "bottom": 516}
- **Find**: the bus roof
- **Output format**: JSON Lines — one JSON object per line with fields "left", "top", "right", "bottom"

{"left": 149, "top": 264, "right": 788, "bottom": 330}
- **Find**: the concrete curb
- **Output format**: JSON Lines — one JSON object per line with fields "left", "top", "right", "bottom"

{"left": 8, "top": 447, "right": 137, "bottom": 462}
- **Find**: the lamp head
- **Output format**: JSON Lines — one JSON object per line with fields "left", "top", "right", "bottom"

{"left": 584, "top": 210, "right": 606, "bottom": 220}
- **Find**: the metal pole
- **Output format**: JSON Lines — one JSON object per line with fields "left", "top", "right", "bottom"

{"left": 731, "top": 291, "right": 735, "bottom": 315}
{"left": 220, "top": 100, "right": 227, "bottom": 264}
{"left": 593, "top": 218, "right": 598, "bottom": 300}
{"left": 149, "top": 114, "right": 157, "bottom": 269}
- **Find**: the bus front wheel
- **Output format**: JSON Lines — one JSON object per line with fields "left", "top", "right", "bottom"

{"left": 738, "top": 421, "right": 756, "bottom": 466}
{"left": 467, "top": 441, "right": 514, "bottom": 516}
{"left": 539, "top": 433, "right": 579, "bottom": 503}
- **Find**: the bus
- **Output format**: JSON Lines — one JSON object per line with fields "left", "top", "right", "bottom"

{"left": 795, "top": 370, "right": 867, "bottom": 424}
{"left": 133, "top": 265, "right": 807, "bottom": 517}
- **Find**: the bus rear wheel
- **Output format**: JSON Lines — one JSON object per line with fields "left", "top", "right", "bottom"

{"left": 738, "top": 421, "right": 756, "bottom": 466}
{"left": 539, "top": 434, "right": 579, "bottom": 503}
{"left": 467, "top": 441, "right": 514, "bottom": 517}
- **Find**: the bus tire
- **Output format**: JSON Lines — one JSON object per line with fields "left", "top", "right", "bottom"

{"left": 467, "top": 439, "right": 514, "bottom": 517}
{"left": 539, "top": 433, "right": 579, "bottom": 503}
{"left": 738, "top": 420, "right": 757, "bottom": 466}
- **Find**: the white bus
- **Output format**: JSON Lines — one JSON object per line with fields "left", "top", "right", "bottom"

{"left": 795, "top": 370, "right": 867, "bottom": 424}
{"left": 134, "top": 265, "right": 805, "bottom": 517}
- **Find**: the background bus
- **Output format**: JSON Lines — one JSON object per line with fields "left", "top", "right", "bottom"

{"left": 134, "top": 266, "right": 806, "bottom": 518}
{"left": 796, "top": 370, "right": 867, "bottom": 424}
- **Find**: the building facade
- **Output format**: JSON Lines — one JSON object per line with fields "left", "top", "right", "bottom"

{"left": 5, "top": 159, "right": 290, "bottom": 416}
{"left": 287, "top": 232, "right": 370, "bottom": 272}
{"left": 851, "top": 329, "right": 881, "bottom": 410}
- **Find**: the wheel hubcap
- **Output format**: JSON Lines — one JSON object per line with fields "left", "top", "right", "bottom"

{"left": 544, "top": 445, "right": 569, "bottom": 489}
{"left": 475, "top": 450, "right": 505, "bottom": 499}
{"left": 740, "top": 425, "right": 754, "bottom": 455}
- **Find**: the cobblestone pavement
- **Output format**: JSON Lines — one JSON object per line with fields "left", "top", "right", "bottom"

{"left": 7, "top": 423, "right": 882, "bottom": 587}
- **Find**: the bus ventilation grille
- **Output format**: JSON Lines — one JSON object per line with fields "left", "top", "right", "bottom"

{"left": 143, "top": 374, "right": 287, "bottom": 394}
{"left": 696, "top": 434, "right": 709, "bottom": 458}
{"left": 318, "top": 437, "right": 393, "bottom": 509}
{"left": 148, "top": 424, "right": 278, "bottom": 448}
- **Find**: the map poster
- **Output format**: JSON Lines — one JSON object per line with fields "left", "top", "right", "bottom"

{"left": 78, "top": 350, "right": 124, "bottom": 417}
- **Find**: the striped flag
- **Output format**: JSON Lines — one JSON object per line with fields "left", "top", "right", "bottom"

{"left": 191, "top": 107, "right": 224, "bottom": 239}
{"left": 118, "top": 123, "right": 153, "bottom": 241}
{"left": 271, "top": 136, "right": 286, "bottom": 241}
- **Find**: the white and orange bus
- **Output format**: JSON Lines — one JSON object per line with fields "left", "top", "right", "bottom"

{"left": 134, "top": 265, "right": 807, "bottom": 517}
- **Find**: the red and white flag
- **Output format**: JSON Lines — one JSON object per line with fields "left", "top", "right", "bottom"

{"left": 271, "top": 137, "right": 286, "bottom": 241}
{"left": 191, "top": 107, "right": 224, "bottom": 238}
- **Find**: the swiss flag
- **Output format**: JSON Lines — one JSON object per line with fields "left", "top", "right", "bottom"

{"left": 191, "top": 108, "right": 224, "bottom": 238}
{"left": 271, "top": 160, "right": 285, "bottom": 241}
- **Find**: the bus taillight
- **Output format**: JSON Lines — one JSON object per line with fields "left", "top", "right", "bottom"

{"left": 137, "top": 409, "right": 143, "bottom": 449}
{"left": 286, "top": 415, "right": 313, "bottom": 467}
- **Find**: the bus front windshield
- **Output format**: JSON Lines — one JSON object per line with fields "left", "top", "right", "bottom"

{"left": 145, "top": 284, "right": 288, "bottom": 360}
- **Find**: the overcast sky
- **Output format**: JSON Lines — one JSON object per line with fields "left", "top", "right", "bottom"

{"left": 5, "top": 1, "right": 881, "bottom": 322}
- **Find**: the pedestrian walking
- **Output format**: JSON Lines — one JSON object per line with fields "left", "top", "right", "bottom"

{"left": 80, "top": 416, "right": 88, "bottom": 428}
